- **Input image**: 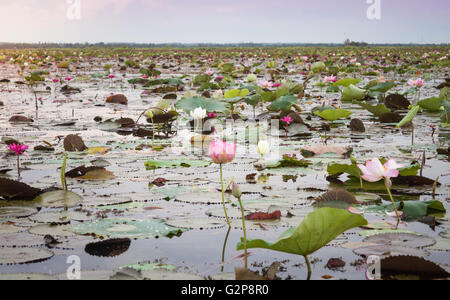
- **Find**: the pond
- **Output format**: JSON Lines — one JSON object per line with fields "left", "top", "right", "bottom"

{"left": 0, "top": 47, "right": 449, "bottom": 280}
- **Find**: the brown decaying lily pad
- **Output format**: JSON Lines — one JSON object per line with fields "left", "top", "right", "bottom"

{"left": 85, "top": 238, "right": 131, "bottom": 257}
{"left": 379, "top": 112, "right": 403, "bottom": 123}
{"left": 245, "top": 210, "right": 282, "bottom": 221}
{"left": 349, "top": 118, "right": 366, "bottom": 132}
{"left": 63, "top": 134, "right": 88, "bottom": 152}
{"left": 0, "top": 179, "right": 42, "bottom": 201}
{"left": 381, "top": 256, "right": 450, "bottom": 280}
{"left": 106, "top": 94, "right": 128, "bottom": 105}
{"left": 384, "top": 94, "right": 411, "bottom": 110}
{"left": 393, "top": 176, "right": 441, "bottom": 186}
{"left": 8, "top": 116, "right": 33, "bottom": 123}
{"left": 314, "top": 190, "right": 359, "bottom": 205}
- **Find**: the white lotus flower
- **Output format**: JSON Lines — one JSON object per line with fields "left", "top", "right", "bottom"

{"left": 190, "top": 107, "right": 207, "bottom": 120}
{"left": 257, "top": 140, "right": 270, "bottom": 158}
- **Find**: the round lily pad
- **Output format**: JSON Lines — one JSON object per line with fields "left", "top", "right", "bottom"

{"left": 0, "top": 273, "right": 57, "bottom": 280}
{"left": 0, "top": 223, "right": 25, "bottom": 234}
{"left": 165, "top": 218, "right": 226, "bottom": 230}
{"left": 33, "top": 191, "right": 83, "bottom": 209}
{"left": 56, "top": 270, "right": 114, "bottom": 281}
{"left": 0, "top": 248, "right": 54, "bottom": 265}
{"left": 29, "top": 210, "right": 96, "bottom": 224}
{"left": 120, "top": 263, "right": 177, "bottom": 272}
{"left": 83, "top": 196, "right": 132, "bottom": 207}
{"left": 29, "top": 224, "right": 75, "bottom": 238}
{"left": 85, "top": 238, "right": 131, "bottom": 257}
{"left": 0, "top": 207, "right": 38, "bottom": 219}
{"left": 341, "top": 242, "right": 377, "bottom": 250}
{"left": 70, "top": 218, "right": 187, "bottom": 239}
{"left": 363, "top": 233, "right": 436, "bottom": 248}
{"left": 211, "top": 273, "right": 236, "bottom": 280}
{"left": 126, "top": 269, "right": 206, "bottom": 280}
{"left": 176, "top": 191, "right": 232, "bottom": 205}
{"left": 0, "top": 233, "right": 45, "bottom": 248}
{"left": 353, "top": 245, "right": 429, "bottom": 257}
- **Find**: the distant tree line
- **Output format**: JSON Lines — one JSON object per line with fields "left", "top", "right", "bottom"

{"left": 0, "top": 42, "right": 448, "bottom": 49}
{"left": 344, "top": 39, "right": 369, "bottom": 47}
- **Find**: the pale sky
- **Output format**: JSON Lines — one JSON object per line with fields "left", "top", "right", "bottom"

{"left": 0, "top": 0, "right": 449, "bottom": 44}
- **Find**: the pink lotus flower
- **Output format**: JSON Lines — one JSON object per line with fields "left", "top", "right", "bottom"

{"left": 53, "top": 78, "right": 59, "bottom": 83}
{"left": 323, "top": 75, "right": 337, "bottom": 83}
{"left": 259, "top": 81, "right": 273, "bottom": 89}
{"left": 208, "top": 112, "right": 218, "bottom": 119}
{"left": 205, "top": 69, "right": 215, "bottom": 76}
{"left": 65, "top": 77, "right": 72, "bottom": 81}
{"left": 108, "top": 74, "right": 115, "bottom": 79}
{"left": 281, "top": 116, "right": 293, "bottom": 126}
{"left": 141, "top": 74, "right": 148, "bottom": 79}
{"left": 358, "top": 158, "right": 404, "bottom": 184}
{"left": 9, "top": 143, "right": 28, "bottom": 178}
{"left": 407, "top": 78, "right": 424, "bottom": 88}
{"left": 358, "top": 158, "right": 404, "bottom": 228}
{"left": 9, "top": 143, "right": 28, "bottom": 156}
{"left": 209, "top": 139, "right": 236, "bottom": 165}
{"left": 272, "top": 83, "right": 281, "bottom": 88}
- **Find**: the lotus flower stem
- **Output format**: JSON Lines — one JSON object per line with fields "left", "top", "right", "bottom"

{"left": 237, "top": 196, "right": 248, "bottom": 269}
{"left": 411, "top": 123, "right": 415, "bottom": 146}
{"left": 150, "top": 116, "right": 155, "bottom": 149}
{"left": 221, "top": 227, "right": 231, "bottom": 273}
{"left": 384, "top": 177, "right": 401, "bottom": 229}
{"left": 16, "top": 155, "right": 20, "bottom": 178}
{"left": 61, "top": 152, "right": 67, "bottom": 191}
{"left": 304, "top": 255, "right": 312, "bottom": 280}
{"left": 220, "top": 164, "right": 231, "bottom": 227}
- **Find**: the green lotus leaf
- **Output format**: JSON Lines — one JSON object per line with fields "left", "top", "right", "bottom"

{"left": 396, "top": 105, "right": 420, "bottom": 128}
{"left": 314, "top": 109, "right": 353, "bottom": 122}
{"left": 175, "top": 97, "right": 228, "bottom": 114}
{"left": 334, "top": 78, "right": 361, "bottom": 87}
{"left": 268, "top": 94, "right": 298, "bottom": 112}
{"left": 237, "top": 208, "right": 367, "bottom": 256}
{"left": 341, "top": 85, "right": 367, "bottom": 102}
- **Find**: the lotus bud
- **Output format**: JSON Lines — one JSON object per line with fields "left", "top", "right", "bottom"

{"left": 232, "top": 182, "right": 242, "bottom": 199}
{"left": 147, "top": 109, "right": 154, "bottom": 119}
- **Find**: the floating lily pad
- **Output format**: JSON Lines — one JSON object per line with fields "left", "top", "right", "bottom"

{"left": 0, "top": 207, "right": 38, "bottom": 219}
{"left": 353, "top": 245, "right": 429, "bottom": 257}
{"left": 56, "top": 270, "right": 114, "bottom": 281}
{"left": 0, "top": 248, "right": 54, "bottom": 265}
{"left": 0, "top": 223, "right": 24, "bottom": 234}
{"left": 29, "top": 210, "right": 95, "bottom": 224}
{"left": 0, "top": 273, "right": 57, "bottom": 280}
{"left": 33, "top": 191, "right": 83, "bottom": 209}
{"left": 165, "top": 218, "right": 226, "bottom": 230}
{"left": 0, "top": 178, "right": 42, "bottom": 201}
{"left": 85, "top": 238, "right": 131, "bottom": 257}
{"left": 176, "top": 191, "right": 232, "bottom": 205}
{"left": 113, "top": 268, "right": 205, "bottom": 280}
{"left": 359, "top": 230, "right": 420, "bottom": 237}
{"left": 70, "top": 218, "right": 187, "bottom": 239}
{"left": 380, "top": 256, "right": 450, "bottom": 280}
{"left": 363, "top": 233, "right": 436, "bottom": 248}
{"left": 145, "top": 159, "right": 211, "bottom": 169}
{"left": 29, "top": 224, "right": 75, "bottom": 238}
{"left": 120, "top": 263, "right": 177, "bottom": 272}
{"left": 0, "top": 233, "right": 45, "bottom": 248}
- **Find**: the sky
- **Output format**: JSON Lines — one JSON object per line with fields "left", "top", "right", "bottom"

{"left": 0, "top": 0, "right": 449, "bottom": 44}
